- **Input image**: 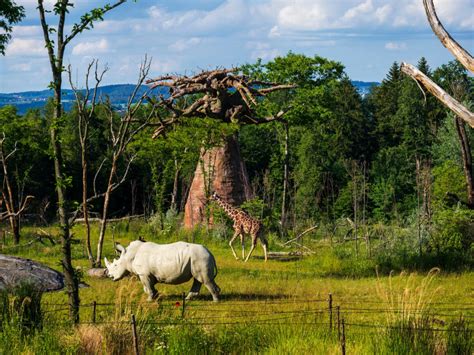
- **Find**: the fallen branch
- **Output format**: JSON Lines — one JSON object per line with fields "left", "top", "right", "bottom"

{"left": 74, "top": 214, "right": 145, "bottom": 223}
{"left": 283, "top": 225, "right": 318, "bottom": 246}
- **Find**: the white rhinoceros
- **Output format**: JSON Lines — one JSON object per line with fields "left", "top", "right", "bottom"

{"left": 104, "top": 240, "right": 220, "bottom": 301}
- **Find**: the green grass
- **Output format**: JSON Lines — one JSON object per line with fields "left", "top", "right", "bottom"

{"left": 0, "top": 221, "right": 472, "bottom": 354}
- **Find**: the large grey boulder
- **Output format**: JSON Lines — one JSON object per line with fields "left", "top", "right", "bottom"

{"left": 0, "top": 254, "right": 65, "bottom": 292}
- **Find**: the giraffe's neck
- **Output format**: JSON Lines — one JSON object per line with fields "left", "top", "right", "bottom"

{"left": 214, "top": 196, "right": 242, "bottom": 220}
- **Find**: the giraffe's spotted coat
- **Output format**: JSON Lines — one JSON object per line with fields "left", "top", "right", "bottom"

{"left": 211, "top": 192, "right": 268, "bottom": 262}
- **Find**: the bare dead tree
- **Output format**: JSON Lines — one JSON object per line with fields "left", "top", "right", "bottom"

{"left": 400, "top": 0, "right": 474, "bottom": 128}
{"left": 94, "top": 56, "right": 159, "bottom": 267}
{"left": 0, "top": 133, "right": 34, "bottom": 244}
{"left": 67, "top": 60, "right": 108, "bottom": 266}
{"left": 401, "top": 0, "right": 474, "bottom": 208}
{"left": 147, "top": 68, "right": 295, "bottom": 232}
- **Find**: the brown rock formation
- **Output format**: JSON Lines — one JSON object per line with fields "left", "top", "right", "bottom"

{"left": 184, "top": 135, "right": 252, "bottom": 229}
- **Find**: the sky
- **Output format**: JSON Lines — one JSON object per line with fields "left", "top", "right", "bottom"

{"left": 0, "top": 0, "right": 473, "bottom": 93}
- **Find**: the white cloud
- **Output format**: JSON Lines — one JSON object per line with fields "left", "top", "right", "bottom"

{"left": 273, "top": 0, "right": 473, "bottom": 31}
{"left": 247, "top": 41, "right": 280, "bottom": 60}
{"left": 343, "top": 0, "right": 374, "bottom": 21}
{"left": 12, "top": 26, "right": 42, "bottom": 37}
{"left": 72, "top": 39, "right": 111, "bottom": 55}
{"left": 268, "top": 25, "right": 281, "bottom": 38}
{"left": 9, "top": 63, "right": 32, "bottom": 72}
{"left": 169, "top": 37, "right": 202, "bottom": 52}
{"left": 385, "top": 41, "right": 407, "bottom": 50}
{"left": 6, "top": 38, "right": 46, "bottom": 56}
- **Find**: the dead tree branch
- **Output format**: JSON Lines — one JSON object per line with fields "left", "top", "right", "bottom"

{"left": 401, "top": 0, "right": 474, "bottom": 128}
{"left": 146, "top": 68, "right": 296, "bottom": 137}
{"left": 423, "top": 0, "right": 474, "bottom": 73}
{"left": 283, "top": 225, "right": 318, "bottom": 246}
{"left": 400, "top": 63, "right": 474, "bottom": 128}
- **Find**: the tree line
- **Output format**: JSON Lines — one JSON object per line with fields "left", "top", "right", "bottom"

{"left": 1, "top": 53, "right": 473, "bottom": 256}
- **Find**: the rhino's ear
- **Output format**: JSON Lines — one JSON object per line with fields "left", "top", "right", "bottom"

{"left": 104, "top": 257, "right": 110, "bottom": 268}
{"left": 115, "top": 243, "right": 126, "bottom": 255}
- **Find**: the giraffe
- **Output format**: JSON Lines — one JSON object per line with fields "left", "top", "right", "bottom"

{"left": 211, "top": 192, "right": 268, "bottom": 262}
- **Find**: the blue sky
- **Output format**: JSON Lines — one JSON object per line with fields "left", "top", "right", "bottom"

{"left": 1, "top": 0, "right": 473, "bottom": 92}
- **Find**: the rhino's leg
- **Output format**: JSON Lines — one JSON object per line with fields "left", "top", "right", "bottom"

{"left": 139, "top": 274, "right": 158, "bottom": 301}
{"left": 204, "top": 281, "right": 220, "bottom": 302}
{"left": 186, "top": 279, "right": 202, "bottom": 300}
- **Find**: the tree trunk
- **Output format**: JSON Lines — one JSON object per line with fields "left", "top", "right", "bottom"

{"left": 0, "top": 144, "right": 20, "bottom": 244}
{"left": 184, "top": 135, "right": 252, "bottom": 229}
{"left": 95, "top": 156, "right": 118, "bottom": 267}
{"left": 281, "top": 121, "right": 289, "bottom": 233}
{"left": 131, "top": 179, "right": 137, "bottom": 215}
{"left": 454, "top": 117, "right": 474, "bottom": 208}
{"left": 171, "top": 158, "right": 180, "bottom": 211}
{"left": 11, "top": 217, "right": 20, "bottom": 245}
{"left": 81, "top": 149, "right": 94, "bottom": 266}
{"left": 52, "top": 87, "right": 80, "bottom": 324}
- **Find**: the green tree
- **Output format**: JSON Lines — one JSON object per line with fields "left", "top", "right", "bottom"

{"left": 0, "top": 106, "right": 50, "bottom": 243}
{"left": 36, "top": 0, "right": 129, "bottom": 323}
{"left": 0, "top": 0, "right": 24, "bottom": 55}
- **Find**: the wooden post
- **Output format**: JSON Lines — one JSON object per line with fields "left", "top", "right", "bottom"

{"left": 341, "top": 318, "right": 346, "bottom": 355}
{"left": 91, "top": 301, "right": 97, "bottom": 324}
{"left": 131, "top": 314, "right": 139, "bottom": 355}
{"left": 336, "top": 305, "right": 341, "bottom": 339}
{"left": 2, "top": 230, "right": 6, "bottom": 246}
{"left": 182, "top": 292, "right": 186, "bottom": 318}
{"left": 328, "top": 293, "right": 333, "bottom": 331}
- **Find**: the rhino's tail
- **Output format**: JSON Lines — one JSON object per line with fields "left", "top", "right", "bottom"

{"left": 213, "top": 258, "right": 218, "bottom": 279}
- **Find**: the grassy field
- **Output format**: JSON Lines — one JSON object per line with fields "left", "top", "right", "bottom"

{"left": 1, "top": 220, "right": 473, "bottom": 354}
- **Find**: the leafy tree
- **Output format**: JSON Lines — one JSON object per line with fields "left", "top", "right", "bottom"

{"left": 0, "top": 0, "right": 24, "bottom": 55}
{"left": 0, "top": 106, "right": 50, "bottom": 242}
{"left": 241, "top": 53, "right": 368, "bottom": 224}
{"left": 36, "top": 0, "right": 130, "bottom": 323}
{"left": 433, "top": 61, "right": 474, "bottom": 207}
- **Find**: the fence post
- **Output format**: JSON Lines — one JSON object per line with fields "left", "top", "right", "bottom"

{"left": 2, "top": 230, "right": 5, "bottom": 247}
{"left": 341, "top": 318, "right": 346, "bottom": 355}
{"left": 328, "top": 293, "right": 333, "bottom": 331}
{"left": 182, "top": 292, "right": 186, "bottom": 318}
{"left": 336, "top": 305, "right": 341, "bottom": 339}
{"left": 131, "top": 314, "right": 139, "bottom": 355}
{"left": 91, "top": 301, "right": 97, "bottom": 324}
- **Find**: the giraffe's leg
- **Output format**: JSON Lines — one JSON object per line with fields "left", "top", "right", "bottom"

{"left": 240, "top": 234, "right": 245, "bottom": 260}
{"left": 244, "top": 236, "right": 258, "bottom": 262}
{"left": 229, "top": 231, "right": 240, "bottom": 260}
{"left": 262, "top": 241, "right": 268, "bottom": 262}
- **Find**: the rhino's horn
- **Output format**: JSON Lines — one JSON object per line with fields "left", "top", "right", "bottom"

{"left": 104, "top": 257, "right": 110, "bottom": 268}
{"left": 115, "top": 243, "right": 126, "bottom": 254}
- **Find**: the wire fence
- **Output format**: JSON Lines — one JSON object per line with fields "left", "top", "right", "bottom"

{"left": 41, "top": 294, "right": 473, "bottom": 332}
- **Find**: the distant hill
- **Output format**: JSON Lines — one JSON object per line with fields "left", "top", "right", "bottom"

{"left": 351, "top": 81, "right": 379, "bottom": 97}
{"left": 0, "top": 81, "right": 379, "bottom": 115}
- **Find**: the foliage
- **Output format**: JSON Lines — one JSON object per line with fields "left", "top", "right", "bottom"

{"left": 0, "top": 0, "right": 24, "bottom": 55}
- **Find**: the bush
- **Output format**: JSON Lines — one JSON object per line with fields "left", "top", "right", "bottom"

{"left": 431, "top": 207, "right": 474, "bottom": 255}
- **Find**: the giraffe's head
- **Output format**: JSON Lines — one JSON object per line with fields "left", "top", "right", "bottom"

{"left": 211, "top": 192, "right": 221, "bottom": 201}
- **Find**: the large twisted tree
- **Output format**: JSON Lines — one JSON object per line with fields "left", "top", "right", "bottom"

{"left": 147, "top": 68, "right": 295, "bottom": 225}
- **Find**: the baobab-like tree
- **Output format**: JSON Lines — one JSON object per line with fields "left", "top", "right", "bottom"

{"left": 147, "top": 68, "right": 295, "bottom": 226}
